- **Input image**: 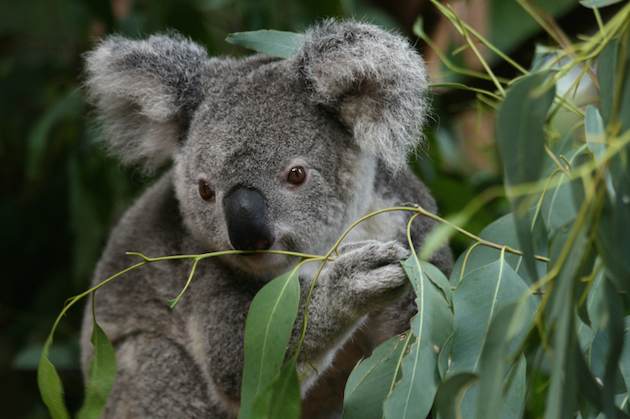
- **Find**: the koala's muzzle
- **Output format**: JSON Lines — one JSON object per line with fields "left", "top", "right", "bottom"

{"left": 223, "top": 186, "right": 274, "bottom": 251}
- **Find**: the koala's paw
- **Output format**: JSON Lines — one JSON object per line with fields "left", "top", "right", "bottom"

{"left": 331, "top": 240, "right": 410, "bottom": 308}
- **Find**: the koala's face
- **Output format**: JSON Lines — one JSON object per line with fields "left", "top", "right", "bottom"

{"left": 174, "top": 59, "right": 371, "bottom": 274}
{"left": 85, "top": 21, "right": 428, "bottom": 276}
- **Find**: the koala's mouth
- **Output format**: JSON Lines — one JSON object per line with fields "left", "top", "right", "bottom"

{"left": 226, "top": 235, "right": 301, "bottom": 275}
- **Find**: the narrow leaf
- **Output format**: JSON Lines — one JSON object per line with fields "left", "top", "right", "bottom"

{"left": 496, "top": 71, "right": 555, "bottom": 279}
{"left": 585, "top": 105, "right": 606, "bottom": 162}
{"left": 382, "top": 256, "right": 453, "bottom": 419}
{"left": 37, "top": 338, "right": 71, "bottom": 419}
{"left": 580, "top": 0, "right": 625, "bottom": 8}
{"left": 434, "top": 373, "right": 478, "bottom": 419}
{"left": 225, "top": 30, "right": 304, "bottom": 58}
{"left": 77, "top": 319, "right": 117, "bottom": 419}
{"left": 239, "top": 269, "right": 300, "bottom": 419}
{"left": 252, "top": 360, "right": 300, "bottom": 419}
{"left": 342, "top": 334, "right": 409, "bottom": 419}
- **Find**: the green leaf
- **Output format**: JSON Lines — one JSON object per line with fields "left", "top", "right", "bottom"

{"left": 450, "top": 213, "right": 546, "bottom": 284}
{"left": 475, "top": 300, "right": 531, "bottom": 419}
{"left": 225, "top": 30, "right": 304, "bottom": 58}
{"left": 496, "top": 71, "right": 555, "bottom": 279}
{"left": 239, "top": 268, "right": 301, "bottom": 419}
{"left": 420, "top": 260, "right": 453, "bottom": 305}
{"left": 585, "top": 105, "right": 606, "bottom": 162}
{"left": 382, "top": 256, "right": 453, "bottom": 419}
{"left": 619, "top": 317, "right": 630, "bottom": 395}
{"left": 449, "top": 257, "right": 534, "bottom": 375}
{"left": 501, "top": 356, "right": 527, "bottom": 419}
{"left": 496, "top": 71, "right": 554, "bottom": 186}
{"left": 544, "top": 225, "right": 593, "bottom": 419}
{"left": 77, "top": 318, "right": 117, "bottom": 419}
{"left": 342, "top": 334, "right": 410, "bottom": 419}
{"left": 597, "top": 40, "right": 618, "bottom": 125}
{"left": 434, "top": 373, "right": 478, "bottom": 419}
{"left": 252, "top": 360, "right": 301, "bottom": 419}
{"left": 37, "top": 337, "right": 70, "bottom": 419}
{"left": 420, "top": 213, "right": 467, "bottom": 262}
{"left": 580, "top": 0, "right": 626, "bottom": 9}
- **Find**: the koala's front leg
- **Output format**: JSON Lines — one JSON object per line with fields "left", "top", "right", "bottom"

{"left": 294, "top": 240, "right": 410, "bottom": 390}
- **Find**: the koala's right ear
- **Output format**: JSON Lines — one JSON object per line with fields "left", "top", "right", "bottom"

{"left": 84, "top": 34, "right": 208, "bottom": 170}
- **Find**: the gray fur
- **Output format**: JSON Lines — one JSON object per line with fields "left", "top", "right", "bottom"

{"left": 82, "top": 20, "right": 451, "bottom": 419}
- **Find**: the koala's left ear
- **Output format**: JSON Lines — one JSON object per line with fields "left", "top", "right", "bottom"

{"left": 295, "top": 20, "right": 429, "bottom": 171}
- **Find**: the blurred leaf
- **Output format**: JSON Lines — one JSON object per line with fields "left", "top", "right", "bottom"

{"left": 225, "top": 30, "right": 304, "bottom": 58}
{"left": 13, "top": 341, "right": 78, "bottom": 370}
{"left": 489, "top": 0, "right": 576, "bottom": 59}
{"left": 585, "top": 105, "right": 607, "bottom": 161}
{"left": 580, "top": 0, "right": 626, "bottom": 8}
{"left": 26, "top": 88, "right": 83, "bottom": 181}
{"left": 451, "top": 213, "right": 546, "bottom": 284}
{"left": 342, "top": 334, "right": 409, "bottom": 419}
{"left": 37, "top": 337, "right": 70, "bottom": 419}
{"left": 252, "top": 360, "right": 300, "bottom": 419}
{"left": 620, "top": 317, "right": 630, "bottom": 395}
{"left": 449, "top": 257, "right": 533, "bottom": 375}
{"left": 475, "top": 300, "right": 531, "bottom": 419}
{"left": 239, "top": 269, "right": 300, "bottom": 419}
{"left": 541, "top": 174, "right": 579, "bottom": 235}
{"left": 600, "top": 278, "right": 626, "bottom": 417}
{"left": 77, "top": 315, "right": 117, "bottom": 419}
{"left": 544, "top": 223, "right": 594, "bottom": 419}
{"left": 501, "top": 356, "right": 527, "bottom": 419}
{"left": 420, "top": 213, "right": 467, "bottom": 263}
{"left": 497, "top": 71, "right": 555, "bottom": 280}
{"left": 597, "top": 40, "right": 618, "bottom": 125}
{"left": 434, "top": 372, "right": 478, "bottom": 419}
{"left": 382, "top": 257, "right": 452, "bottom": 419}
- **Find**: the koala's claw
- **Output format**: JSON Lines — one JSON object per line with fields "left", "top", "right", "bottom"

{"left": 329, "top": 240, "right": 411, "bottom": 308}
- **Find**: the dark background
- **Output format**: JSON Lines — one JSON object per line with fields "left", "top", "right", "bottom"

{"left": 0, "top": 0, "right": 605, "bottom": 417}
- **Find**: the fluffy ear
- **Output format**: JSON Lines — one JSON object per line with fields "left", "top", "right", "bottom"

{"left": 84, "top": 34, "right": 209, "bottom": 170}
{"left": 295, "top": 20, "right": 429, "bottom": 171}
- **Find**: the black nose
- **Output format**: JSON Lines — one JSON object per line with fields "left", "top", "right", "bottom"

{"left": 223, "top": 186, "right": 274, "bottom": 251}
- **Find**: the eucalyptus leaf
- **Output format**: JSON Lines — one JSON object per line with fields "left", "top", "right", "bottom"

{"left": 475, "top": 301, "right": 530, "bottom": 419}
{"left": 382, "top": 256, "right": 453, "bottom": 419}
{"left": 450, "top": 213, "right": 546, "bottom": 284}
{"left": 580, "top": 0, "right": 626, "bottom": 9}
{"left": 585, "top": 105, "right": 606, "bottom": 162}
{"left": 342, "top": 334, "right": 409, "bottom": 419}
{"left": 434, "top": 372, "right": 478, "bottom": 419}
{"left": 225, "top": 30, "right": 304, "bottom": 58}
{"left": 620, "top": 317, "right": 630, "bottom": 395}
{"left": 77, "top": 316, "right": 117, "bottom": 419}
{"left": 449, "top": 257, "right": 534, "bottom": 375}
{"left": 597, "top": 40, "right": 618, "bottom": 125}
{"left": 239, "top": 269, "right": 300, "bottom": 419}
{"left": 252, "top": 360, "right": 300, "bottom": 419}
{"left": 496, "top": 71, "right": 555, "bottom": 279}
{"left": 37, "top": 338, "right": 70, "bottom": 419}
{"left": 544, "top": 225, "right": 592, "bottom": 419}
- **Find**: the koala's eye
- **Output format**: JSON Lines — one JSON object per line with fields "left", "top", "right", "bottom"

{"left": 198, "top": 179, "right": 215, "bottom": 201}
{"left": 287, "top": 166, "right": 306, "bottom": 186}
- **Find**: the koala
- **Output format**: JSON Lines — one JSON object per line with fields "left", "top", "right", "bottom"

{"left": 81, "top": 19, "right": 452, "bottom": 419}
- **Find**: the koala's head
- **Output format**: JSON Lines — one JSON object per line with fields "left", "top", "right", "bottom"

{"left": 85, "top": 20, "right": 428, "bottom": 276}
